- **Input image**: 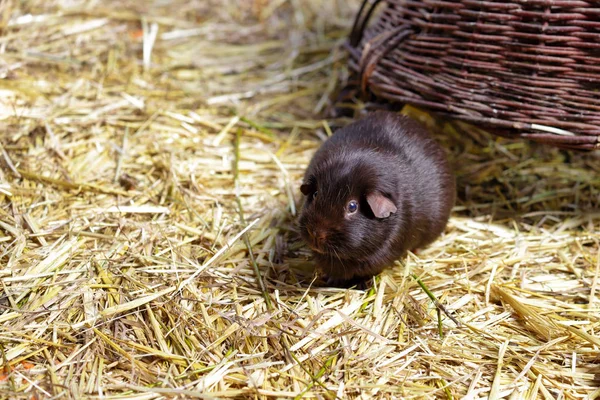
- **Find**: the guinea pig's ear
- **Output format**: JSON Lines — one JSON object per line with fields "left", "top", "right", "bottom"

{"left": 300, "top": 182, "right": 314, "bottom": 196}
{"left": 366, "top": 192, "right": 397, "bottom": 219}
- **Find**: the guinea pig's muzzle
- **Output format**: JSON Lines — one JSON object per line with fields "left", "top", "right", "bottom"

{"left": 305, "top": 227, "right": 329, "bottom": 254}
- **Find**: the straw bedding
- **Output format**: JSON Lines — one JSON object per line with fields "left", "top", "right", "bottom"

{"left": 1, "top": 0, "right": 599, "bottom": 399}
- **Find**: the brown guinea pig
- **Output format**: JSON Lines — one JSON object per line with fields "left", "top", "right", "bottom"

{"left": 298, "top": 111, "right": 455, "bottom": 288}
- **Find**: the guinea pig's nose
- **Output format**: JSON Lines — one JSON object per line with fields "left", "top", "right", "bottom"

{"left": 315, "top": 229, "right": 327, "bottom": 244}
{"left": 313, "top": 228, "right": 328, "bottom": 248}
{"left": 308, "top": 228, "right": 328, "bottom": 251}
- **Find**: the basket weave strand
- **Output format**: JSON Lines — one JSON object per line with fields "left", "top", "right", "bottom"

{"left": 347, "top": 0, "right": 600, "bottom": 150}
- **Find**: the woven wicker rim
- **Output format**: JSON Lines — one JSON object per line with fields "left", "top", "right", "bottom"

{"left": 347, "top": 0, "right": 600, "bottom": 150}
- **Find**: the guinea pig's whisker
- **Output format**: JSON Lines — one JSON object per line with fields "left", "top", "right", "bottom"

{"left": 332, "top": 247, "right": 348, "bottom": 278}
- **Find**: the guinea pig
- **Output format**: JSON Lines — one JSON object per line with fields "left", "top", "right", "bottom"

{"left": 298, "top": 111, "right": 455, "bottom": 288}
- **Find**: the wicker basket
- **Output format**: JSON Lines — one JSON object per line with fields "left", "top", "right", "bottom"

{"left": 347, "top": 0, "right": 600, "bottom": 150}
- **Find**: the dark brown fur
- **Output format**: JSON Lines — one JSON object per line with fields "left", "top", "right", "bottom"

{"left": 299, "top": 111, "right": 455, "bottom": 287}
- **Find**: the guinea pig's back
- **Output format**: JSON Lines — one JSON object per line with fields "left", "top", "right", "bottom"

{"left": 351, "top": 112, "right": 455, "bottom": 244}
{"left": 385, "top": 113, "right": 455, "bottom": 243}
{"left": 313, "top": 112, "right": 454, "bottom": 219}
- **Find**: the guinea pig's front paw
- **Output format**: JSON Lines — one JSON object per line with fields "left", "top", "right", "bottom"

{"left": 324, "top": 275, "right": 373, "bottom": 290}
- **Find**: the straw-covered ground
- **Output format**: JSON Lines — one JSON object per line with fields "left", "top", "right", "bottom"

{"left": 1, "top": 0, "right": 599, "bottom": 399}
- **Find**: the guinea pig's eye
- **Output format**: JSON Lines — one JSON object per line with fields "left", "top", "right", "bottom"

{"left": 312, "top": 191, "right": 318, "bottom": 200}
{"left": 347, "top": 200, "right": 358, "bottom": 214}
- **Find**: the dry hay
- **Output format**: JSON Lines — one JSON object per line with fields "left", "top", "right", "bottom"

{"left": 1, "top": 0, "right": 599, "bottom": 399}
